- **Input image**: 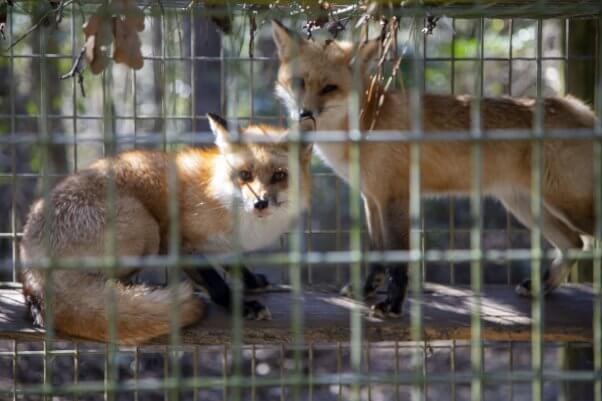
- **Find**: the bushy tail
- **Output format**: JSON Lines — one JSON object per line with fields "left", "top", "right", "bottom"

{"left": 48, "top": 273, "right": 204, "bottom": 344}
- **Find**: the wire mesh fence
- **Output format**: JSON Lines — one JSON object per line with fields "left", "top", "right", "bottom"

{"left": 0, "top": 1, "right": 601, "bottom": 400}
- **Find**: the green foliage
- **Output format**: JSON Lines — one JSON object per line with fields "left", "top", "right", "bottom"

{"left": 454, "top": 37, "right": 478, "bottom": 58}
{"left": 29, "top": 145, "right": 42, "bottom": 173}
{"left": 25, "top": 99, "right": 38, "bottom": 116}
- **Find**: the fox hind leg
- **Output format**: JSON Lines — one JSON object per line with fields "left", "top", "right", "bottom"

{"left": 497, "top": 189, "right": 582, "bottom": 296}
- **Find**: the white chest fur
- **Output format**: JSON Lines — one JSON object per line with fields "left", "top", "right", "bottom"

{"left": 202, "top": 208, "right": 294, "bottom": 253}
{"left": 314, "top": 109, "right": 351, "bottom": 182}
{"left": 315, "top": 143, "right": 350, "bottom": 182}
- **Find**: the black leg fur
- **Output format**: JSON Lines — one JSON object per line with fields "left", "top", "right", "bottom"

{"left": 363, "top": 263, "right": 387, "bottom": 298}
{"left": 370, "top": 198, "right": 410, "bottom": 318}
{"left": 25, "top": 294, "right": 45, "bottom": 327}
{"left": 184, "top": 267, "right": 271, "bottom": 320}
{"left": 516, "top": 269, "right": 553, "bottom": 296}
{"left": 240, "top": 266, "right": 271, "bottom": 292}
{"left": 372, "top": 264, "right": 408, "bottom": 318}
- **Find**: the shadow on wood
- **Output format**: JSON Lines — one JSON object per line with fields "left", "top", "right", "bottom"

{"left": 0, "top": 284, "right": 594, "bottom": 345}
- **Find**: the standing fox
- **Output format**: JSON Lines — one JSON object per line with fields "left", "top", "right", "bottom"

{"left": 272, "top": 20, "right": 597, "bottom": 317}
{"left": 20, "top": 114, "right": 312, "bottom": 344}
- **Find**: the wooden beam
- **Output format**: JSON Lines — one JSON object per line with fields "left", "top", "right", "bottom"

{"left": 104, "top": 1, "right": 602, "bottom": 19}
{"left": 0, "top": 284, "right": 594, "bottom": 345}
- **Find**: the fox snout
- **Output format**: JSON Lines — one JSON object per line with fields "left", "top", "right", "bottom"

{"left": 254, "top": 197, "right": 269, "bottom": 211}
{"left": 299, "top": 109, "right": 316, "bottom": 131}
{"left": 244, "top": 190, "right": 285, "bottom": 217}
{"left": 251, "top": 195, "right": 284, "bottom": 218}
{"left": 300, "top": 109, "right": 313, "bottom": 119}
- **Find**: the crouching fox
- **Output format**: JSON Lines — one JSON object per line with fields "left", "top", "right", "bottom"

{"left": 20, "top": 114, "right": 312, "bottom": 344}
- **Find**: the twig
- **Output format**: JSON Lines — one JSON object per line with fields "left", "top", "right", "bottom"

{"left": 60, "top": 45, "right": 87, "bottom": 98}
{"left": 54, "top": 0, "right": 66, "bottom": 25}
{"left": 369, "top": 18, "right": 403, "bottom": 131}
{"left": 326, "top": 18, "right": 349, "bottom": 38}
{"left": 249, "top": 13, "right": 256, "bottom": 58}
{"left": 143, "top": 0, "right": 164, "bottom": 14}
{"left": 422, "top": 14, "right": 440, "bottom": 35}
{"left": 5, "top": 0, "right": 73, "bottom": 51}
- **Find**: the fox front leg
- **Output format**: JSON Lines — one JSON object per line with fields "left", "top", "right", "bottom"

{"left": 370, "top": 197, "right": 410, "bottom": 319}
{"left": 371, "top": 264, "right": 409, "bottom": 318}
{"left": 340, "top": 197, "right": 387, "bottom": 299}
{"left": 184, "top": 267, "right": 271, "bottom": 320}
{"left": 240, "top": 265, "right": 271, "bottom": 293}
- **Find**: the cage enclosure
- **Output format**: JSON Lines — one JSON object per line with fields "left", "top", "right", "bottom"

{"left": 0, "top": 1, "right": 601, "bottom": 400}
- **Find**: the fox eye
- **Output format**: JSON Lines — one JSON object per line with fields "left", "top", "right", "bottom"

{"left": 238, "top": 170, "right": 253, "bottom": 182}
{"left": 271, "top": 170, "right": 288, "bottom": 183}
{"left": 320, "top": 84, "right": 338, "bottom": 95}
{"left": 291, "top": 77, "right": 305, "bottom": 91}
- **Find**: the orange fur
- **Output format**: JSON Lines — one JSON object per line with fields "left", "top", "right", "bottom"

{"left": 273, "top": 21, "right": 597, "bottom": 302}
{"left": 20, "top": 118, "right": 312, "bottom": 343}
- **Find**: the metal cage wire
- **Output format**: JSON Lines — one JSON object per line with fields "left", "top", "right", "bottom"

{"left": 0, "top": 1, "right": 601, "bottom": 401}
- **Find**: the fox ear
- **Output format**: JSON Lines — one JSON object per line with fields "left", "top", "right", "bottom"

{"left": 272, "top": 20, "right": 304, "bottom": 60}
{"left": 351, "top": 39, "right": 381, "bottom": 69}
{"left": 207, "top": 113, "right": 230, "bottom": 151}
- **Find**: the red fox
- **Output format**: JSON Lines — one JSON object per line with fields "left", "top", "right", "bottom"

{"left": 272, "top": 20, "right": 597, "bottom": 317}
{"left": 20, "top": 114, "right": 313, "bottom": 344}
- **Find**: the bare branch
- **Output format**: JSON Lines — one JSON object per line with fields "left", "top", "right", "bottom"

{"left": 60, "top": 45, "right": 87, "bottom": 98}
{"left": 5, "top": 0, "right": 73, "bottom": 51}
{"left": 249, "top": 13, "right": 256, "bottom": 58}
{"left": 422, "top": 15, "right": 441, "bottom": 35}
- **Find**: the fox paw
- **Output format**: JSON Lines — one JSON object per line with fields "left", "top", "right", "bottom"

{"left": 516, "top": 259, "right": 576, "bottom": 297}
{"left": 515, "top": 279, "right": 555, "bottom": 297}
{"left": 25, "top": 295, "right": 45, "bottom": 327}
{"left": 340, "top": 283, "right": 354, "bottom": 297}
{"left": 243, "top": 300, "right": 272, "bottom": 320}
{"left": 339, "top": 283, "right": 378, "bottom": 299}
{"left": 370, "top": 301, "right": 403, "bottom": 319}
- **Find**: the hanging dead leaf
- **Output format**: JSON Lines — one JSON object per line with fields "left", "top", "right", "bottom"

{"left": 82, "top": 9, "right": 113, "bottom": 75}
{"left": 112, "top": 0, "right": 144, "bottom": 70}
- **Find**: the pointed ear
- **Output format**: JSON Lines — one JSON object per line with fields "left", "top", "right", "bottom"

{"left": 207, "top": 113, "right": 230, "bottom": 151}
{"left": 272, "top": 20, "right": 304, "bottom": 61}
{"left": 354, "top": 39, "right": 381, "bottom": 68}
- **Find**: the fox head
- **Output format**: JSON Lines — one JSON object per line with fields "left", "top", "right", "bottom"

{"left": 207, "top": 113, "right": 312, "bottom": 219}
{"left": 272, "top": 20, "right": 380, "bottom": 131}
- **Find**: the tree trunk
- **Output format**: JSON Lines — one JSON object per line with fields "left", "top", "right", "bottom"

{"left": 563, "top": 17, "right": 597, "bottom": 401}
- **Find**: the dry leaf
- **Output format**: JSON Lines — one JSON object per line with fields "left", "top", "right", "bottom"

{"left": 81, "top": 0, "right": 144, "bottom": 74}
{"left": 112, "top": 0, "right": 144, "bottom": 70}
{"left": 82, "top": 10, "right": 113, "bottom": 75}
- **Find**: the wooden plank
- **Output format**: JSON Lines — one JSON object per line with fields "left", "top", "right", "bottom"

{"left": 0, "top": 284, "right": 594, "bottom": 345}
{"left": 119, "top": 1, "right": 602, "bottom": 18}
{"left": 407, "top": 0, "right": 601, "bottom": 18}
